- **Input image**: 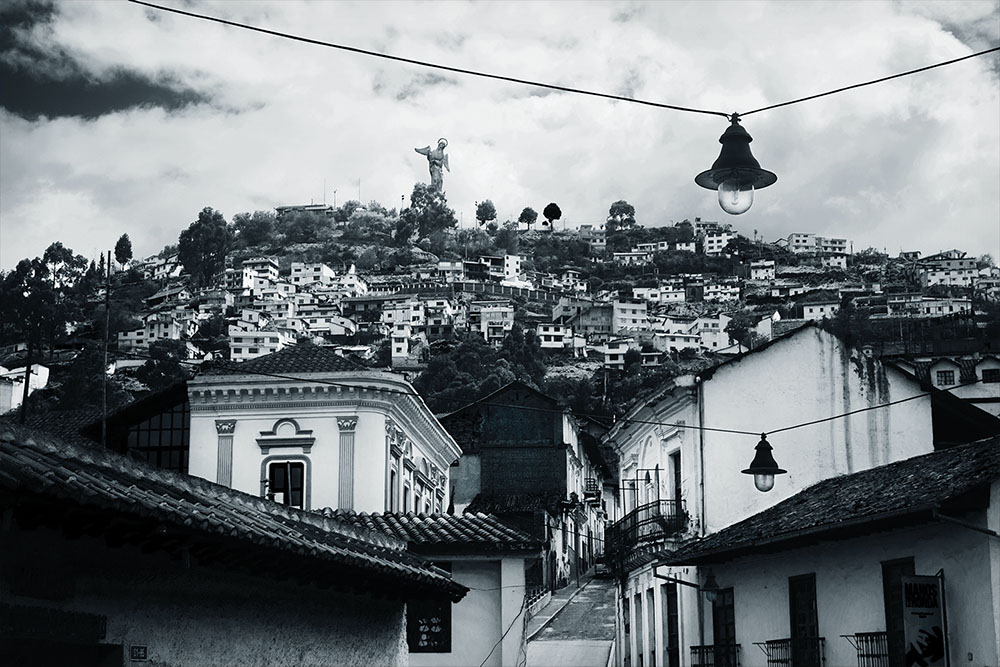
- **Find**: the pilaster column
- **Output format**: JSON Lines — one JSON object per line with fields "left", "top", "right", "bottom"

{"left": 337, "top": 417, "right": 358, "bottom": 510}
{"left": 215, "top": 419, "right": 237, "bottom": 487}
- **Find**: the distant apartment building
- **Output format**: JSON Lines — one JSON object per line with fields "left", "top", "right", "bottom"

{"left": 787, "top": 233, "right": 850, "bottom": 255}
{"left": 437, "top": 260, "right": 464, "bottom": 282}
{"left": 612, "top": 299, "right": 649, "bottom": 332}
{"left": 692, "top": 313, "right": 733, "bottom": 350}
{"left": 703, "top": 279, "right": 740, "bottom": 302}
{"left": 578, "top": 224, "right": 607, "bottom": 253}
{"left": 560, "top": 269, "right": 587, "bottom": 292}
{"left": 703, "top": 231, "right": 735, "bottom": 256}
{"left": 570, "top": 303, "right": 614, "bottom": 341}
{"left": 612, "top": 251, "right": 652, "bottom": 266}
{"left": 242, "top": 257, "right": 280, "bottom": 285}
{"left": 469, "top": 300, "right": 514, "bottom": 345}
{"left": 421, "top": 296, "right": 455, "bottom": 339}
{"left": 290, "top": 262, "right": 337, "bottom": 286}
{"left": 672, "top": 241, "right": 696, "bottom": 253}
{"left": 536, "top": 323, "right": 573, "bottom": 350}
{"left": 820, "top": 253, "right": 849, "bottom": 270}
{"left": 749, "top": 259, "right": 776, "bottom": 281}
{"left": 642, "top": 330, "right": 701, "bottom": 353}
{"left": 224, "top": 266, "right": 254, "bottom": 291}
{"left": 274, "top": 203, "right": 336, "bottom": 222}
{"left": 602, "top": 337, "right": 636, "bottom": 369}
{"left": 800, "top": 294, "right": 842, "bottom": 320}
{"left": 145, "top": 284, "right": 191, "bottom": 309}
{"left": 228, "top": 327, "right": 294, "bottom": 362}
{"left": 633, "top": 285, "right": 685, "bottom": 305}
{"left": 918, "top": 255, "right": 979, "bottom": 288}
{"left": 0, "top": 363, "right": 49, "bottom": 413}
{"left": 118, "top": 313, "right": 194, "bottom": 351}
{"left": 769, "top": 282, "right": 807, "bottom": 298}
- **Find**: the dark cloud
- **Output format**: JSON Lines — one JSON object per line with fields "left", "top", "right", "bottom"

{"left": 0, "top": 0, "right": 208, "bottom": 120}
{"left": 394, "top": 72, "right": 458, "bottom": 101}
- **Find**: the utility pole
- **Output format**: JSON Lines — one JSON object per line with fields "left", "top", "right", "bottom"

{"left": 102, "top": 251, "right": 111, "bottom": 449}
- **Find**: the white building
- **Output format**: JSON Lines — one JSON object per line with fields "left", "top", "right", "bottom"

{"left": 242, "top": 257, "right": 280, "bottom": 285}
{"left": 290, "top": 262, "right": 337, "bottom": 286}
{"left": 228, "top": 327, "right": 294, "bottom": 362}
{"left": 0, "top": 364, "right": 49, "bottom": 414}
{"left": 666, "top": 436, "right": 1000, "bottom": 667}
{"left": 749, "top": 260, "right": 775, "bottom": 281}
{"left": 703, "top": 231, "right": 735, "bottom": 256}
{"left": 602, "top": 324, "right": 996, "bottom": 667}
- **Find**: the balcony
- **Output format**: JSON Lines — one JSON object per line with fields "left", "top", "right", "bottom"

{"left": 604, "top": 499, "right": 687, "bottom": 571}
{"left": 691, "top": 643, "right": 742, "bottom": 667}
{"left": 842, "top": 632, "right": 888, "bottom": 667}
{"left": 584, "top": 478, "right": 601, "bottom": 504}
{"left": 753, "top": 637, "right": 826, "bottom": 667}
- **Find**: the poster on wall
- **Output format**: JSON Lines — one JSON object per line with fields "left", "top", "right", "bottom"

{"left": 902, "top": 575, "right": 947, "bottom": 667}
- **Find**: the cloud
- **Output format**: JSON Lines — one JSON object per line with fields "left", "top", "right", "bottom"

{"left": 0, "top": 0, "right": 997, "bottom": 268}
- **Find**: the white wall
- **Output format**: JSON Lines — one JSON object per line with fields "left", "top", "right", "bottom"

{"left": 708, "top": 515, "right": 998, "bottom": 667}
{"left": 700, "top": 328, "right": 932, "bottom": 532}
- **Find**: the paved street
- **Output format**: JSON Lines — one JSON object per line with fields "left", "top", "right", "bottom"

{"left": 526, "top": 577, "right": 616, "bottom": 667}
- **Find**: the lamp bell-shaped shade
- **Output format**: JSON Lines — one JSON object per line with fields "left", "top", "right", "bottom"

{"left": 741, "top": 433, "right": 786, "bottom": 492}
{"left": 696, "top": 117, "right": 777, "bottom": 215}
{"left": 702, "top": 570, "right": 720, "bottom": 603}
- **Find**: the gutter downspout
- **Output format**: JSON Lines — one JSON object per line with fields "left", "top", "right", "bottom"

{"left": 697, "top": 380, "right": 707, "bottom": 648}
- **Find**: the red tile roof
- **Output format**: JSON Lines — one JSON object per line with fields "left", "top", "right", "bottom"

{"left": 0, "top": 424, "right": 466, "bottom": 602}
{"left": 203, "top": 342, "right": 365, "bottom": 376}
{"left": 327, "top": 510, "right": 541, "bottom": 555}
{"left": 667, "top": 435, "right": 1000, "bottom": 565}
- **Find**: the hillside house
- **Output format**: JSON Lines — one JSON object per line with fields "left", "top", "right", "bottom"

{"left": 601, "top": 324, "right": 1000, "bottom": 667}
{"left": 0, "top": 424, "right": 464, "bottom": 667}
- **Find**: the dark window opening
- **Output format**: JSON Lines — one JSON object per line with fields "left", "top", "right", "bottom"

{"left": 407, "top": 562, "right": 452, "bottom": 653}
{"left": 268, "top": 461, "right": 305, "bottom": 509}
{"left": 125, "top": 401, "right": 189, "bottom": 473}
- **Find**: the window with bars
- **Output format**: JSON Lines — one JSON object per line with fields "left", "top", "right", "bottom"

{"left": 126, "top": 401, "right": 190, "bottom": 472}
{"left": 407, "top": 563, "right": 452, "bottom": 653}
{"left": 935, "top": 370, "right": 955, "bottom": 386}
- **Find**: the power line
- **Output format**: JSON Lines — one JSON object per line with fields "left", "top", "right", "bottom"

{"left": 82, "top": 341, "right": 989, "bottom": 441}
{"left": 739, "top": 47, "right": 1000, "bottom": 117}
{"left": 129, "top": 0, "right": 998, "bottom": 120}
{"left": 127, "top": 0, "right": 729, "bottom": 119}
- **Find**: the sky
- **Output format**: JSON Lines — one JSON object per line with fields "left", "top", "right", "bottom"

{"left": 1, "top": 0, "right": 998, "bottom": 269}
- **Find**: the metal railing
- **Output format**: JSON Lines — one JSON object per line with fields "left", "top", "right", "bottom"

{"left": 842, "top": 632, "right": 889, "bottom": 667}
{"left": 691, "top": 643, "right": 742, "bottom": 667}
{"left": 605, "top": 499, "right": 687, "bottom": 571}
{"left": 754, "top": 637, "right": 826, "bottom": 667}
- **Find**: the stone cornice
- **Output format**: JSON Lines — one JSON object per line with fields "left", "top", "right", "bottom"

{"left": 187, "top": 372, "right": 460, "bottom": 466}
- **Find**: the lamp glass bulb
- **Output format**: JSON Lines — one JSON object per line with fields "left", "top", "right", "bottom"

{"left": 753, "top": 473, "right": 775, "bottom": 492}
{"left": 718, "top": 178, "right": 754, "bottom": 215}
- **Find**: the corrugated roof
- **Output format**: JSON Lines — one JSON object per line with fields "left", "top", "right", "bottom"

{"left": 327, "top": 510, "right": 541, "bottom": 554}
{"left": 202, "top": 343, "right": 365, "bottom": 376}
{"left": 0, "top": 424, "right": 466, "bottom": 602}
{"left": 668, "top": 435, "right": 1000, "bottom": 565}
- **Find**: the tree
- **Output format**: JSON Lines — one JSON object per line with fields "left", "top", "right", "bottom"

{"left": 334, "top": 200, "right": 363, "bottom": 224}
{"left": 397, "top": 183, "right": 457, "bottom": 242}
{"left": 282, "top": 210, "right": 327, "bottom": 244}
{"left": 542, "top": 202, "right": 562, "bottom": 230}
{"left": 232, "top": 210, "right": 276, "bottom": 247}
{"left": 135, "top": 339, "right": 191, "bottom": 391}
{"left": 607, "top": 200, "right": 636, "bottom": 233}
{"left": 518, "top": 207, "right": 538, "bottom": 231}
{"left": 178, "top": 207, "right": 231, "bottom": 286}
{"left": 475, "top": 200, "right": 497, "bottom": 227}
{"left": 114, "top": 234, "right": 133, "bottom": 269}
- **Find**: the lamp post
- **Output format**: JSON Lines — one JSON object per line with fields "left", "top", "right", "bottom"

{"left": 696, "top": 114, "right": 777, "bottom": 215}
{"left": 741, "top": 433, "right": 787, "bottom": 492}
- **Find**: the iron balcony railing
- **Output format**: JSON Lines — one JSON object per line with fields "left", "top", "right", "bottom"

{"left": 605, "top": 499, "right": 687, "bottom": 571}
{"left": 691, "top": 643, "right": 742, "bottom": 667}
{"left": 842, "top": 632, "right": 889, "bottom": 667}
{"left": 754, "top": 637, "right": 826, "bottom": 667}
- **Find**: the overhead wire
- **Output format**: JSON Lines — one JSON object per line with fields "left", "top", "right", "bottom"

{"left": 129, "top": 0, "right": 999, "bottom": 120}
{"left": 69, "top": 340, "right": 989, "bottom": 439}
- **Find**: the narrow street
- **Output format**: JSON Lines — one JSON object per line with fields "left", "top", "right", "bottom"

{"left": 526, "top": 577, "right": 617, "bottom": 667}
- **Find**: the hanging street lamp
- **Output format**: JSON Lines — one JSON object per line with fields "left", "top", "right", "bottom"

{"left": 695, "top": 114, "right": 777, "bottom": 215}
{"left": 741, "top": 433, "right": 787, "bottom": 492}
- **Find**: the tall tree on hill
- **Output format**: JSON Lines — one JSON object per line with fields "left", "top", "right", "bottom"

{"left": 606, "top": 200, "right": 636, "bottom": 233}
{"left": 397, "top": 183, "right": 457, "bottom": 242}
{"left": 178, "top": 207, "right": 231, "bottom": 286}
{"left": 232, "top": 210, "right": 275, "bottom": 247}
{"left": 518, "top": 206, "right": 538, "bottom": 231}
{"left": 542, "top": 202, "right": 562, "bottom": 230}
{"left": 41, "top": 242, "right": 87, "bottom": 357}
{"left": 1, "top": 258, "right": 56, "bottom": 421}
{"left": 475, "top": 200, "right": 497, "bottom": 227}
{"left": 114, "top": 233, "right": 133, "bottom": 269}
